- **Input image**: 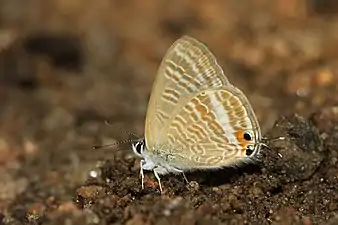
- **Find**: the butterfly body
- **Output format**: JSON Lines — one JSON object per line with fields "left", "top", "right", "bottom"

{"left": 131, "top": 36, "right": 262, "bottom": 192}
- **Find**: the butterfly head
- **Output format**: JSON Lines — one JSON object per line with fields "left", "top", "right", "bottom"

{"left": 132, "top": 138, "right": 146, "bottom": 157}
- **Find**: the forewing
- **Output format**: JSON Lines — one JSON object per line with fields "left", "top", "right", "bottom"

{"left": 145, "top": 36, "right": 230, "bottom": 148}
{"left": 162, "top": 86, "right": 261, "bottom": 169}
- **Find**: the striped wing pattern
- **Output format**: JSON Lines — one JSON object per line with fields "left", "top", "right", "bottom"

{"left": 163, "top": 86, "right": 260, "bottom": 169}
{"left": 145, "top": 36, "right": 230, "bottom": 149}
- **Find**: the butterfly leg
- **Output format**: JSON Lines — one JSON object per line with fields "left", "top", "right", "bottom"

{"left": 182, "top": 172, "right": 189, "bottom": 184}
{"left": 170, "top": 167, "right": 189, "bottom": 183}
{"left": 153, "top": 169, "right": 163, "bottom": 193}
{"left": 139, "top": 159, "right": 145, "bottom": 189}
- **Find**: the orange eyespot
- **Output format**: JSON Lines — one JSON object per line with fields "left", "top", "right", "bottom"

{"left": 235, "top": 130, "right": 253, "bottom": 143}
{"left": 235, "top": 130, "right": 254, "bottom": 154}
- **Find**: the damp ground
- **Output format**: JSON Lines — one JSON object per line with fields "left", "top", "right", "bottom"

{"left": 0, "top": 1, "right": 338, "bottom": 224}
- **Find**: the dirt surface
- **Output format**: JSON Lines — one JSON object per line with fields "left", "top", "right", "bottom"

{"left": 1, "top": 0, "right": 338, "bottom": 224}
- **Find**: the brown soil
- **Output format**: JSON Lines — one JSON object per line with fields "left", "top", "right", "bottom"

{"left": 0, "top": 0, "right": 338, "bottom": 224}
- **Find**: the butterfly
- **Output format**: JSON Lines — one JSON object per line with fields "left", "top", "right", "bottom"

{"left": 131, "top": 36, "right": 262, "bottom": 193}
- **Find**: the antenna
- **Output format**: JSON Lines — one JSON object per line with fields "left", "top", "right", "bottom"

{"left": 92, "top": 142, "right": 118, "bottom": 150}
{"left": 92, "top": 139, "right": 135, "bottom": 150}
{"left": 261, "top": 136, "right": 285, "bottom": 141}
{"left": 93, "top": 120, "right": 141, "bottom": 150}
{"left": 104, "top": 120, "right": 140, "bottom": 139}
{"left": 258, "top": 136, "right": 285, "bottom": 150}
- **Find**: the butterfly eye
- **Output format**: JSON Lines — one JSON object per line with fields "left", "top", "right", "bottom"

{"left": 245, "top": 145, "right": 255, "bottom": 156}
{"left": 132, "top": 140, "right": 145, "bottom": 156}
{"left": 243, "top": 132, "right": 253, "bottom": 141}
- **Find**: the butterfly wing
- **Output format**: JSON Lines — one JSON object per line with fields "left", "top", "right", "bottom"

{"left": 145, "top": 36, "right": 230, "bottom": 149}
{"left": 163, "top": 85, "right": 261, "bottom": 169}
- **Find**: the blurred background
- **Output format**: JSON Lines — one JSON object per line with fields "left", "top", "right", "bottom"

{"left": 1, "top": 0, "right": 338, "bottom": 224}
